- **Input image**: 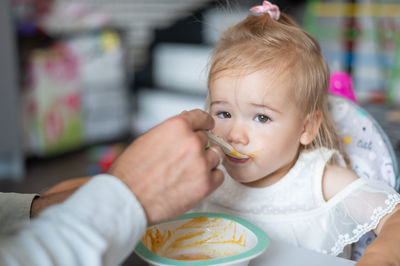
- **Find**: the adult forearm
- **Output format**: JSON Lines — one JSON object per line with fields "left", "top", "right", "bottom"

{"left": 30, "top": 189, "right": 75, "bottom": 218}
{"left": 357, "top": 207, "right": 400, "bottom": 266}
{"left": 30, "top": 177, "right": 91, "bottom": 218}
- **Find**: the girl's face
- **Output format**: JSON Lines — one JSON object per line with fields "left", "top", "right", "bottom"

{"left": 209, "top": 70, "right": 308, "bottom": 187}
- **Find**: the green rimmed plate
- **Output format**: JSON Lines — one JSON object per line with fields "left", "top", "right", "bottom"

{"left": 135, "top": 212, "right": 269, "bottom": 266}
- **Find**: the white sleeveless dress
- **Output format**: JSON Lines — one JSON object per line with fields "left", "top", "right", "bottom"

{"left": 194, "top": 148, "right": 400, "bottom": 258}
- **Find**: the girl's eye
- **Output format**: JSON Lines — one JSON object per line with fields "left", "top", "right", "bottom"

{"left": 216, "top": 112, "right": 231, "bottom": 119}
{"left": 254, "top": 114, "right": 271, "bottom": 123}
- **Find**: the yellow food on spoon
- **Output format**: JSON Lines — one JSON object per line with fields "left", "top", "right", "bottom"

{"left": 228, "top": 148, "right": 253, "bottom": 159}
{"left": 206, "top": 131, "right": 251, "bottom": 159}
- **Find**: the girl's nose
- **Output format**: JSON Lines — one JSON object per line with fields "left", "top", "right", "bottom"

{"left": 227, "top": 124, "right": 249, "bottom": 146}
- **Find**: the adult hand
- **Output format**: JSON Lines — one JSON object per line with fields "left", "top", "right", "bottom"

{"left": 356, "top": 206, "right": 400, "bottom": 266}
{"left": 109, "top": 109, "right": 224, "bottom": 225}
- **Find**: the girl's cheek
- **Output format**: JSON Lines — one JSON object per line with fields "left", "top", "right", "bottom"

{"left": 212, "top": 123, "right": 226, "bottom": 137}
{"left": 212, "top": 126, "right": 223, "bottom": 136}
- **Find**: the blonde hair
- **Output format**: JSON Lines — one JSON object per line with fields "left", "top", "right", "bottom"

{"left": 207, "top": 12, "right": 350, "bottom": 167}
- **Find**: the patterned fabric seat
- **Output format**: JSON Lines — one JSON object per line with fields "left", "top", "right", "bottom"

{"left": 328, "top": 94, "right": 400, "bottom": 260}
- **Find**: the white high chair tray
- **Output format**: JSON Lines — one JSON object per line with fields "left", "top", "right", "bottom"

{"left": 250, "top": 240, "right": 355, "bottom": 266}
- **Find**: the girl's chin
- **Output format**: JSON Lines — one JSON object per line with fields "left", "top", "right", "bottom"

{"left": 226, "top": 171, "right": 257, "bottom": 184}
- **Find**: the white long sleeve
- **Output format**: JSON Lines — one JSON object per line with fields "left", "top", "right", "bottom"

{"left": 0, "top": 192, "right": 37, "bottom": 233}
{"left": 0, "top": 174, "right": 147, "bottom": 266}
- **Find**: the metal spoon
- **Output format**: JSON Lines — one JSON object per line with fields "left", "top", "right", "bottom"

{"left": 206, "top": 131, "right": 250, "bottom": 159}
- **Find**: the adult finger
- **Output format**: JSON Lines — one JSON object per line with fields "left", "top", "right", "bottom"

{"left": 195, "top": 130, "right": 209, "bottom": 148}
{"left": 205, "top": 146, "right": 224, "bottom": 170}
{"left": 179, "top": 109, "right": 214, "bottom": 131}
{"left": 208, "top": 168, "right": 224, "bottom": 190}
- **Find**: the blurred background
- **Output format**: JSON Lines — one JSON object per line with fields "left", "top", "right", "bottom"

{"left": 1, "top": 0, "right": 400, "bottom": 264}
{"left": 1, "top": 0, "right": 400, "bottom": 221}
{"left": 0, "top": 0, "right": 308, "bottom": 191}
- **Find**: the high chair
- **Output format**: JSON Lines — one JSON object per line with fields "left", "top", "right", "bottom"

{"left": 328, "top": 94, "right": 400, "bottom": 260}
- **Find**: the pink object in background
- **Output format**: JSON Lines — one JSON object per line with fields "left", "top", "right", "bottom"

{"left": 329, "top": 71, "right": 357, "bottom": 102}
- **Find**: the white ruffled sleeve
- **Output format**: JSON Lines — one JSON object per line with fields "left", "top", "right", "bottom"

{"left": 321, "top": 178, "right": 400, "bottom": 256}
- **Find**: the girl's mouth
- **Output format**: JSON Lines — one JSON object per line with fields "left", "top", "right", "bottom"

{"left": 226, "top": 154, "right": 251, "bottom": 164}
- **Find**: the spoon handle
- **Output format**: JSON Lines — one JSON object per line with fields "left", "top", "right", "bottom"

{"left": 205, "top": 131, "right": 232, "bottom": 154}
{"left": 206, "top": 131, "right": 250, "bottom": 159}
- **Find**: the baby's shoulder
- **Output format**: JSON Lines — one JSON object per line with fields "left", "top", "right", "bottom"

{"left": 321, "top": 164, "right": 359, "bottom": 201}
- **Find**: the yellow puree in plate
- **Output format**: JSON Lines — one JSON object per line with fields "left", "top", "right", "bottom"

{"left": 142, "top": 217, "right": 247, "bottom": 261}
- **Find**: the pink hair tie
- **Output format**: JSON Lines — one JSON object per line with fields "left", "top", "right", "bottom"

{"left": 249, "top": 1, "right": 280, "bottom": 20}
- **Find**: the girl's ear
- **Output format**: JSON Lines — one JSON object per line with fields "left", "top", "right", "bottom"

{"left": 300, "top": 112, "right": 322, "bottom": 145}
